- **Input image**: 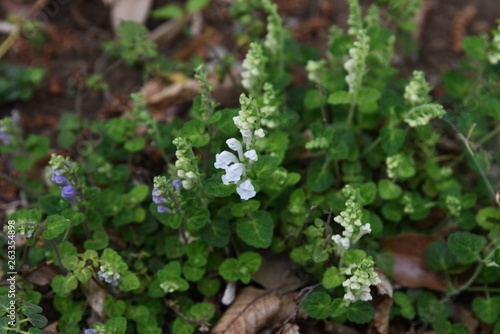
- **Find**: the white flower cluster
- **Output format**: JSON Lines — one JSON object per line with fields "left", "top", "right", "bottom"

{"left": 344, "top": 30, "right": 370, "bottom": 100}
{"left": 160, "top": 280, "right": 180, "bottom": 294}
{"left": 347, "top": 0, "right": 363, "bottom": 36}
{"left": 306, "top": 60, "right": 326, "bottom": 85}
{"left": 98, "top": 264, "right": 120, "bottom": 287}
{"left": 215, "top": 138, "right": 257, "bottom": 200}
{"left": 403, "top": 103, "right": 446, "bottom": 127}
{"left": 342, "top": 258, "right": 381, "bottom": 306}
{"left": 404, "top": 71, "right": 431, "bottom": 105}
{"left": 241, "top": 42, "right": 267, "bottom": 95}
{"left": 488, "top": 25, "right": 500, "bottom": 65}
{"left": 234, "top": 94, "right": 266, "bottom": 149}
{"left": 446, "top": 195, "right": 462, "bottom": 217}
{"left": 331, "top": 185, "right": 371, "bottom": 256}
{"left": 386, "top": 153, "right": 404, "bottom": 179}
{"left": 173, "top": 137, "right": 199, "bottom": 190}
{"left": 260, "top": 83, "right": 280, "bottom": 128}
{"left": 262, "top": 0, "right": 283, "bottom": 58}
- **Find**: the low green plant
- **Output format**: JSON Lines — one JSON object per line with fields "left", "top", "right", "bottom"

{"left": 2, "top": 1, "right": 500, "bottom": 333}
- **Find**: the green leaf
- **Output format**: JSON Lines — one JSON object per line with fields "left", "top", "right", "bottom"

{"left": 62, "top": 274, "right": 78, "bottom": 294}
{"left": 84, "top": 230, "right": 109, "bottom": 250}
{"left": 42, "top": 215, "right": 68, "bottom": 240}
{"left": 473, "top": 297, "right": 500, "bottom": 324}
{"left": 322, "top": 267, "right": 344, "bottom": 289}
{"left": 26, "top": 313, "right": 48, "bottom": 328}
{"left": 106, "top": 118, "right": 134, "bottom": 142}
{"left": 203, "top": 174, "right": 235, "bottom": 197}
{"left": 104, "top": 316, "right": 127, "bottom": 334}
{"left": 393, "top": 291, "right": 415, "bottom": 320}
{"left": 359, "top": 182, "right": 377, "bottom": 205}
{"left": 327, "top": 90, "right": 350, "bottom": 105}
{"left": 119, "top": 271, "right": 140, "bottom": 291}
{"left": 188, "top": 302, "right": 215, "bottom": 322}
{"left": 236, "top": 211, "right": 274, "bottom": 248}
{"left": 231, "top": 200, "right": 261, "bottom": 217}
{"left": 14, "top": 155, "right": 35, "bottom": 171}
{"left": 200, "top": 217, "right": 230, "bottom": 247}
{"left": 197, "top": 278, "right": 221, "bottom": 297}
{"left": 186, "top": 208, "right": 210, "bottom": 231}
{"left": 186, "top": 0, "right": 210, "bottom": 13}
{"left": 302, "top": 291, "right": 333, "bottom": 319}
{"left": 252, "top": 155, "right": 281, "bottom": 180}
{"left": 172, "top": 318, "right": 196, "bottom": 334}
{"left": 425, "top": 241, "right": 456, "bottom": 272}
{"left": 448, "top": 232, "right": 486, "bottom": 265}
{"left": 358, "top": 87, "right": 381, "bottom": 104}
{"left": 380, "top": 127, "right": 406, "bottom": 155}
{"left": 124, "top": 184, "right": 149, "bottom": 204}
{"left": 238, "top": 252, "right": 262, "bottom": 283}
{"left": 183, "top": 262, "right": 205, "bottom": 282}
{"left": 151, "top": 4, "right": 184, "bottom": 19}
{"left": 443, "top": 71, "right": 471, "bottom": 99}
{"left": 124, "top": 136, "right": 146, "bottom": 152}
{"left": 104, "top": 296, "right": 126, "bottom": 318}
{"left": 346, "top": 301, "right": 375, "bottom": 324}
{"left": 378, "top": 179, "right": 402, "bottom": 200}
{"left": 307, "top": 159, "right": 333, "bottom": 193}
{"left": 24, "top": 135, "right": 49, "bottom": 158}
{"left": 476, "top": 207, "right": 500, "bottom": 230}
{"left": 462, "top": 35, "right": 487, "bottom": 59}
{"left": 219, "top": 258, "right": 239, "bottom": 282}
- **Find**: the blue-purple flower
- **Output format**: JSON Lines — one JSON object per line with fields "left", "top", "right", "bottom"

{"left": 61, "top": 185, "right": 77, "bottom": 207}
{"left": 0, "top": 130, "right": 10, "bottom": 144}
{"left": 172, "top": 179, "right": 182, "bottom": 192}
{"left": 84, "top": 330, "right": 96, "bottom": 334}
{"left": 98, "top": 265, "right": 120, "bottom": 286}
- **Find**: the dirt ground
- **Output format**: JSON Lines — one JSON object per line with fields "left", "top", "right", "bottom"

{"left": 0, "top": 0, "right": 499, "bottom": 134}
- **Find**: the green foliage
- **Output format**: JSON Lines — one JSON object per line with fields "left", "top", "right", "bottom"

{"left": 2, "top": 2, "right": 500, "bottom": 332}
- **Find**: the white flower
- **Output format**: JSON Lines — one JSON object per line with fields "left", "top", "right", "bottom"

{"left": 236, "top": 179, "right": 256, "bottom": 200}
{"left": 215, "top": 151, "right": 239, "bottom": 169}
{"left": 254, "top": 128, "right": 265, "bottom": 139}
{"left": 221, "top": 281, "right": 236, "bottom": 305}
{"left": 226, "top": 138, "right": 243, "bottom": 160}
{"left": 240, "top": 129, "right": 253, "bottom": 150}
{"left": 222, "top": 163, "right": 245, "bottom": 185}
{"left": 244, "top": 149, "right": 258, "bottom": 163}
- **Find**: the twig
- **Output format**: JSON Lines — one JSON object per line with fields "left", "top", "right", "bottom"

{"left": 278, "top": 282, "right": 322, "bottom": 334}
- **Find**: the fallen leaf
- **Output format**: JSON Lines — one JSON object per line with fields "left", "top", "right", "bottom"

{"left": 381, "top": 233, "right": 447, "bottom": 291}
{"left": 212, "top": 287, "right": 294, "bottom": 334}
{"left": 43, "top": 321, "right": 60, "bottom": 334}
{"left": 103, "top": 0, "right": 153, "bottom": 31}
{"left": 80, "top": 278, "right": 107, "bottom": 320}
{"left": 251, "top": 251, "right": 307, "bottom": 293}
{"left": 141, "top": 78, "right": 200, "bottom": 113}
{"left": 369, "top": 270, "right": 393, "bottom": 334}
{"left": 24, "top": 262, "right": 59, "bottom": 286}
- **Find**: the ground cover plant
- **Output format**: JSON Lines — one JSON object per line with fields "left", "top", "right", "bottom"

{"left": 1, "top": 0, "right": 500, "bottom": 333}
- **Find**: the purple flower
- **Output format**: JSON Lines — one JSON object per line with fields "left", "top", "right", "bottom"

{"left": 157, "top": 205, "right": 171, "bottom": 214}
{"left": 0, "top": 131, "right": 10, "bottom": 144}
{"left": 84, "top": 330, "right": 96, "bottom": 334}
{"left": 51, "top": 174, "right": 70, "bottom": 186}
{"left": 61, "top": 185, "right": 77, "bottom": 207}
{"left": 172, "top": 179, "right": 182, "bottom": 192}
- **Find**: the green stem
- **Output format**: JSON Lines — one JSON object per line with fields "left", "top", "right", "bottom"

{"left": 449, "top": 124, "right": 500, "bottom": 168}
{"left": 361, "top": 137, "right": 381, "bottom": 157}
{"left": 48, "top": 239, "right": 68, "bottom": 275}
{"left": 346, "top": 101, "right": 356, "bottom": 125}
{"left": 0, "top": 21, "right": 20, "bottom": 60}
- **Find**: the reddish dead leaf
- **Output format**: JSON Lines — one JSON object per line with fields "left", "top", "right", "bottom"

{"left": 450, "top": 303, "right": 479, "bottom": 333}
{"left": 369, "top": 270, "right": 393, "bottom": 334}
{"left": 24, "top": 262, "right": 59, "bottom": 286}
{"left": 381, "top": 233, "right": 447, "bottom": 291}
{"left": 141, "top": 79, "right": 199, "bottom": 115}
{"left": 212, "top": 287, "right": 293, "bottom": 334}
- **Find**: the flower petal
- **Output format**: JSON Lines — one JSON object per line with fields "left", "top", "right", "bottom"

{"left": 236, "top": 179, "right": 256, "bottom": 200}
{"left": 214, "top": 151, "right": 239, "bottom": 169}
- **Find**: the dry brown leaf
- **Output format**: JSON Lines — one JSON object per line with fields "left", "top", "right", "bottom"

{"left": 141, "top": 79, "right": 200, "bottom": 113}
{"left": 104, "top": 0, "right": 153, "bottom": 31}
{"left": 382, "top": 233, "right": 447, "bottom": 291}
{"left": 212, "top": 287, "right": 283, "bottom": 334}
{"left": 43, "top": 321, "right": 60, "bottom": 334}
{"left": 251, "top": 251, "right": 307, "bottom": 293}
{"left": 369, "top": 270, "right": 393, "bottom": 334}
{"left": 24, "top": 262, "right": 59, "bottom": 286}
{"left": 80, "top": 278, "right": 107, "bottom": 320}
{"left": 149, "top": 15, "right": 191, "bottom": 44}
